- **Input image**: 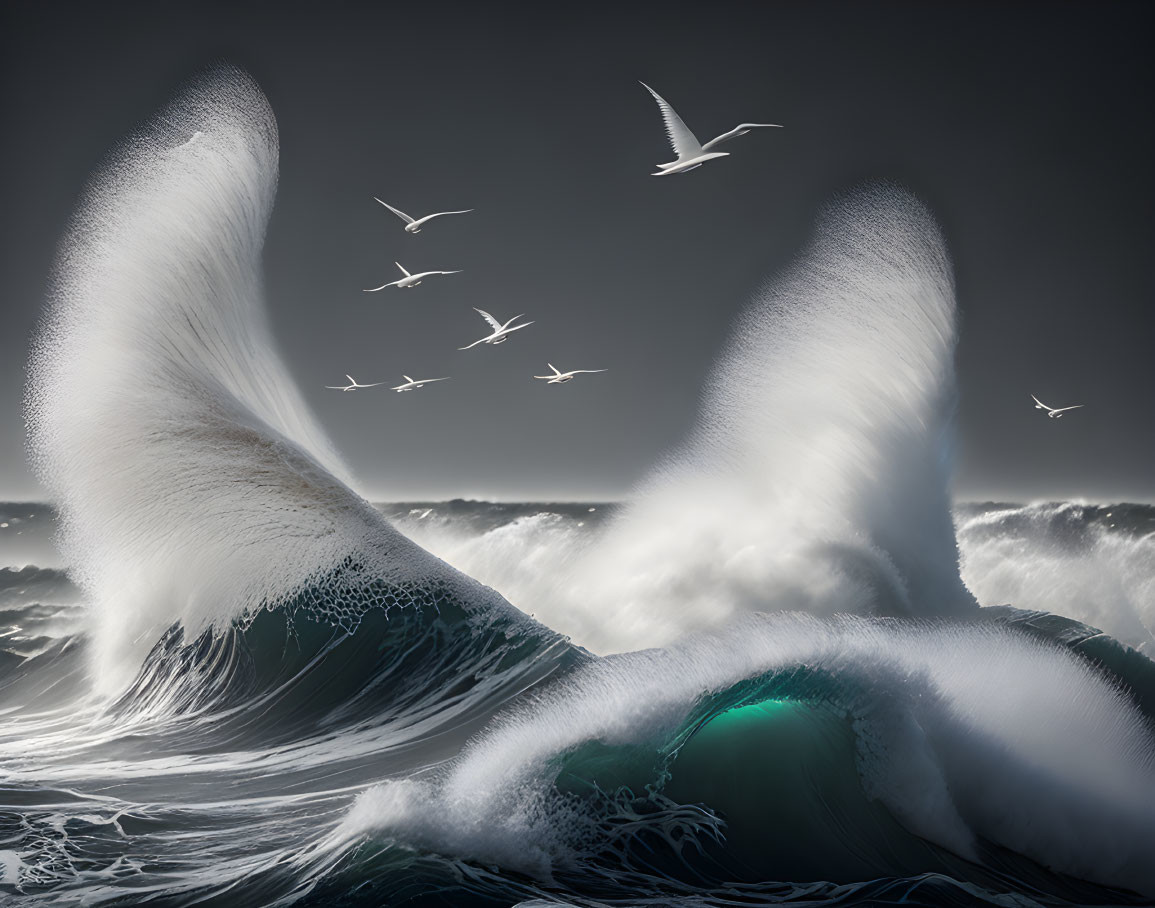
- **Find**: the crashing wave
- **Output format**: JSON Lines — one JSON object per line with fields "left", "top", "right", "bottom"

{"left": 24, "top": 66, "right": 534, "bottom": 695}
{"left": 343, "top": 613, "right": 1155, "bottom": 897}
{"left": 958, "top": 501, "right": 1155, "bottom": 653}
{"left": 10, "top": 65, "right": 1155, "bottom": 907}
{"left": 390, "top": 186, "right": 976, "bottom": 654}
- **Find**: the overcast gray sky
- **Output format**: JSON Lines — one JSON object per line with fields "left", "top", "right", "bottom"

{"left": 1, "top": 1, "right": 1152, "bottom": 502}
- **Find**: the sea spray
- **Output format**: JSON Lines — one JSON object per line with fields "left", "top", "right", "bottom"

{"left": 12, "top": 65, "right": 1155, "bottom": 907}
{"left": 395, "top": 187, "right": 975, "bottom": 654}
{"left": 345, "top": 613, "right": 1155, "bottom": 895}
{"left": 24, "top": 67, "right": 528, "bottom": 694}
{"left": 958, "top": 501, "right": 1155, "bottom": 653}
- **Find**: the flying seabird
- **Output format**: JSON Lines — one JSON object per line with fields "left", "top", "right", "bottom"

{"left": 392, "top": 375, "right": 450, "bottom": 392}
{"left": 364, "top": 262, "right": 462, "bottom": 291}
{"left": 374, "top": 198, "right": 473, "bottom": 234}
{"left": 533, "top": 364, "right": 607, "bottom": 384}
{"left": 641, "top": 82, "right": 782, "bottom": 176}
{"left": 1031, "top": 394, "right": 1084, "bottom": 418}
{"left": 325, "top": 375, "right": 384, "bottom": 391}
{"left": 458, "top": 308, "right": 534, "bottom": 350}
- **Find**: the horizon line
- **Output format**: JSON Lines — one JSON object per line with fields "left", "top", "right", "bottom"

{"left": 4, "top": 495, "right": 1155, "bottom": 508}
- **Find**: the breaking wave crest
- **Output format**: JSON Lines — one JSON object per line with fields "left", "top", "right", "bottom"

{"left": 4, "top": 66, "right": 1153, "bottom": 908}
{"left": 959, "top": 501, "right": 1155, "bottom": 654}
{"left": 393, "top": 188, "right": 976, "bottom": 654}
{"left": 343, "top": 614, "right": 1155, "bottom": 898}
{"left": 23, "top": 67, "right": 529, "bottom": 694}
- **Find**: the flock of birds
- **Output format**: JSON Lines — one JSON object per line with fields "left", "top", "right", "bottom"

{"left": 326, "top": 83, "right": 781, "bottom": 395}
{"left": 334, "top": 207, "right": 609, "bottom": 393}
{"left": 325, "top": 82, "right": 1083, "bottom": 420}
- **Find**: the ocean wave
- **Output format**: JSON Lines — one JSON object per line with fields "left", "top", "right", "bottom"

{"left": 23, "top": 66, "right": 536, "bottom": 695}
{"left": 958, "top": 501, "right": 1155, "bottom": 654}
{"left": 3, "top": 65, "right": 1153, "bottom": 908}
{"left": 392, "top": 187, "right": 974, "bottom": 657}
{"left": 342, "top": 613, "right": 1155, "bottom": 898}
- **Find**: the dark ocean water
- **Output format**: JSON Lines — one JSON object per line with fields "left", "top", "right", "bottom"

{"left": 2, "top": 500, "right": 1153, "bottom": 907}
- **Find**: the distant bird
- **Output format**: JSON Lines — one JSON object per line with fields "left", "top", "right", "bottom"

{"left": 1031, "top": 394, "right": 1084, "bottom": 418}
{"left": 459, "top": 308, "right": 534, "bottom": 350}
{"left": 392, "top": 375, "right": 450, "bottom": 393}
{"left": 364, "top": 262, "right": 461, "bottom": 291}
{"left": 374, "top": 198, "right": 473, "bottom": 234}
{"left": 534, "top": 364, "right": 607, "bottom": 384}
{"left": 325, "top": 375, "right": 384, "bottom": 391}
{"left": 641, "top": 82, "right": 782, "bottom": 176}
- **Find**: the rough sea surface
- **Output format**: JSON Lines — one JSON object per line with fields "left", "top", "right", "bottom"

{"left": 3, "top": 66, "right": 1153, "bottom": 906}
{"left": 2, "top": 500, "right": 1153, "bottom": 906}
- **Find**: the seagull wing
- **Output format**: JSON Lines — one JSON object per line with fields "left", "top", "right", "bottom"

{"left": 395, "top": 261, "right": 411, "bottom": 277}
{"left": 474, "top": 308, "right": 502, "bottom": 331}
{"left": 1030, "top": 394, "right": 1052, "bottom": 410}
{"left": 325, "top": 385, "right": 348, "bottom": 390}
{"left": 458, "top": 336, "right": 489, "bottom": 350}
{"left": 374, "top": 198, "right": 415, "bottom": 224}
{"left": 364, "top": 279, "right": 403, "bottom": 291}
{"left": 1051, "top": 405, "right": 1084, "bottom": 413}
{"left": 640, "top": 82, "right": 703, "bottom": 161}
{"left": 570, "top": 369, "right": 607, "bottom": 374}
{"left": 503, "top": 321, "right": 534, "bottom": 333}
{"left": 701, "top": 122, "right": 784, "bottom": 151}
{"left": 416, "top": 209, "right": 474, "bottom": 225}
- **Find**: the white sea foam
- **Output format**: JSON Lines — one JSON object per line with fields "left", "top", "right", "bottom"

{"left": 24, "top": 67, "right": 498, "bottom": 694}
{"left": 397, "top": 500, "right": 1155, "bottom": 659}
{"left": 343, "top": 613, "right": 1155, "bottom": 896}
{"left": 397, "top": 188, "right": 974, "bottom": 654}
{"left": 362, "top": 195, "right": 1155, "bottom": 897}
{"left": 958, "top": 501, "right": 1155, "bottom": 653}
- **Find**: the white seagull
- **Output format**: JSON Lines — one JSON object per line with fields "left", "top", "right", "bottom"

{"left": 364, "top": 262, "right": 461, "bottom": 291}
{"left": 325, "top": 375, "right": 384, "bottom": 391}
{"left": 534, "top": 364, "right": 607, "bottom": 384}
{"left": 458, "top": 308, "right": 534, "bottom": 350}
{"left": 392, "top": 375, "right": 450, "bottom": 393}
{"left": 641, "top": 82, "right": 782, "bottom": 176}
{"left": 1031, "top": 394, "right": 1084, "bottom": 418}
{"left": 374, "top": 198, "right": 473, "bottom": 234}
